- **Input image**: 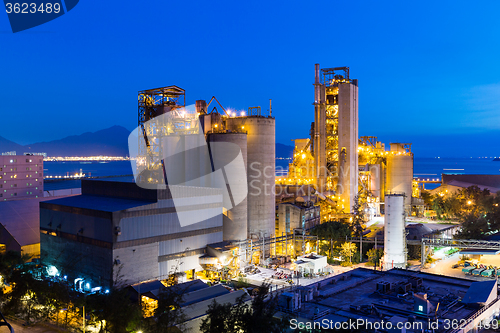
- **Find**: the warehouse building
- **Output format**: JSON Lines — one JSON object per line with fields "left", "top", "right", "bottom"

{"left": 40, "top": 179, "right": 223, "bottom": 289}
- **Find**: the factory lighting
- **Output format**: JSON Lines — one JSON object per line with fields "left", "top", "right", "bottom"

{"left": 46, "top": 265, "right": 59, "bottom": 277}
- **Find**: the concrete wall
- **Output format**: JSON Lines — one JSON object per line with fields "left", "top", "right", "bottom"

{"left": 40, "top": 208, "right": 113, "bottom": 243}
{"left": 0, "top": 155, "right": 43, "bottom": 201}
{"left": 40, "top": 232, "right": 113, "bottom": 288}
{"left": 113, "top": 242, "right": 159, "bottom": 286}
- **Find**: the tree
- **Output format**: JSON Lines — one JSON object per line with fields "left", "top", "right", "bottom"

{"left": 200, "top": 283, "right": 288, "bottom": 333}
{"left": 340, "top": 242, "right": 357, "bottom": 266}
{"left": 200, "top": 297, "right": 244, "bottom": 333}
{"left": 367, "top": 248, "right": 383, "bottom": 267}
{"left": 150, "top": 284, "right": 188, "bottom": 333}
{"left": 351, "top": 195, "right": 366, "bottom": 236}
{"left": 309, "top": 221, "right": 350, "bottom": 258}
{"left": 454, "top": 213, "right": 490, "bottom": 240}
{"left": 86, "top": 287, "right": 142, "bottom": 333}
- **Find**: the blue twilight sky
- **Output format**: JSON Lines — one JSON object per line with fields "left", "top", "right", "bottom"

{"left": 1, "top": 0, "right": 500, "bottom": 157}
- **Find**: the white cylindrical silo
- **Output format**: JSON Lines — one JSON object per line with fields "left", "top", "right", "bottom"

{"left": 225, "top": 116, "right": 275, "bottom": 239}
{"left": 207, "top": 132, "right": 248, "bottom": 241}
{"left": 383, "top": 194, "right": 406, "bottom": 270}
{"left": 386, "top": 154, "right": 413, "bottom": 199}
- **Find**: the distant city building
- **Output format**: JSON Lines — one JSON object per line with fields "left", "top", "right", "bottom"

{"left": 40, "top": 179, "right": 223, "bottom": 290}
{"left": 1, "top": 151, "right": 16, "bottom": 156}
{"left": 23, "top": 152, "right": 47, "bottom": 158}
{"left": 0, "top": 155, "right": 44, "bottom": 201}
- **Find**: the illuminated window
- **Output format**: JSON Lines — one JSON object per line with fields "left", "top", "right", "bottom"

{"left": 418, "top": 305, "right": 423, "bottom": 312}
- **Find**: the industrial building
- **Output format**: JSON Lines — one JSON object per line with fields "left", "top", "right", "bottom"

{"left": 40, "top": 179, "right": 223, "bottom": 289}
{"left": 135, "top": 87, "right": 275, "bottom": 242}
{"left": 279, "top": 65, "right": 423, "bottom": 219}
{"left": 430, "top": 174, "right": 500, "bottom": 197}
{"left": 275, "top": 201, "right": 320, "bottom": 236}
{"left": 278, "top": 268, "right": 500, "bottom": 333}
{"left": 0, "top": 154, "right": 44, "bottom": 201}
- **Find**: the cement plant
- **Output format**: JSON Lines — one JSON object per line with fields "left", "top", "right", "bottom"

{"left": 2, "top": 64, "right": 500, "bottom": 333}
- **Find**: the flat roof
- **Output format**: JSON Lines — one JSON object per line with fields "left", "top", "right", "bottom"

{"left": 309, "top": 268, "right": 478, "bottom": 323}
{"left": 183, "top": 289, "right": 250, "bottom": 322}
{"left": 181, "top": 284, "right": 229, "bottom": 307}
{"left": 460, "top": 249, "right": 500, "bottom": 255}
{"left": 41, "top": 194, "right": 155, "bottom": 212}
{"left": 0, "top": 196, "right": 75, "bottom": 247}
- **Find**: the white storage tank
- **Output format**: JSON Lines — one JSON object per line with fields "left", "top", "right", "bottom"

{"left": 386, "top": 143, "right": 413, "bottom": 203}
{"left": 383, "top": 194, "right": 407, "bottom": 270}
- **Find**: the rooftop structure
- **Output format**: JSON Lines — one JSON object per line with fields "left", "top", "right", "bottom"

{"left": 280, "top": 268, "right": 500, "bottom": 332}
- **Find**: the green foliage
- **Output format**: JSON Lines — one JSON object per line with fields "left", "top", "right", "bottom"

{"left": 86, "top": 287, "right": 142, "bottom": 333}
{"left": 151, "top": 285, "right": 188, "bottom": 333}
{"left": 351, "top": 195, "right": 366, "bottom": 236}
{"left": 309, "top": 221, "right": 351, "bottom": 258}
{"left": 235, "top": 277, "right": 249, "bottom": 289}
{"left": 340, "top": 242, "right": 357, "bottom": 265}
{"left": 200, "top": 283, "right": 288, "bottom": 333}
{"left": 367, "top": 248, "right": 383, "bottom": 266}
{"left": 428, "top": 186, "right": 500, "bottom": 240}
{"left": 407, "top": 245, "right": 422, "bottom": 260}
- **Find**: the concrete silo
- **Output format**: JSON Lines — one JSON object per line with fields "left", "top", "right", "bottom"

{"left": 225, "top": 115, "right": 275, "bottom": 239}
{"left": 386, "top": 143, "right": 413, "bottom": 213}
{"left": 383, "top": 194, "right": 407, "bottom": 270}
{"left": 207, "top": 132, "right": 248, "bottom": 241}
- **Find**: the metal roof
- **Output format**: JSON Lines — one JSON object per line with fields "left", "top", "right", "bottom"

{"left": 459, "top": 249, "right": 500, "bottom": 255}
{"left": 0, "top": 197, "right": 57, "bottom": 247}
{"left": 183, "top": 289, "right": 250, "bottom": 322}
{"left": 180, "top": 284, "right": 229, "bottom": 307}
{"left": 42, "top": 194, "right": 155, "bottom": 212}
{"left": 462, "top": 280, "right": 497, "bottom": 304}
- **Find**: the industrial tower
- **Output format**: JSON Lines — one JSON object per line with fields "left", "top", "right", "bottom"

{"left": 313, "top": 64, "right": 358, "bottom": 213}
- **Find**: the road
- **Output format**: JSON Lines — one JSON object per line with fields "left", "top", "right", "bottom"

{"left": 0, "top": 317, "right": 67, "bottom": 333}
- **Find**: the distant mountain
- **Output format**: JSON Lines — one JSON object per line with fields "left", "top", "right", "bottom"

{"left": 1, "top": 126, "right": 297, "bottom": 158}
{"left": 276, "top": 143, "right": 294, "bottom": 158}
{"left": 1, "top": 126, "right": 131, "bottom": 157}
{"left": 0, "top": 135, "right": 24, "bottom": 154}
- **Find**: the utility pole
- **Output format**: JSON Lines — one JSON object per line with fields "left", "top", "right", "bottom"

{"left": 83, "top": 306, "right": 85, "bottom": 333}
{"left": 360, "top": 232, "right": 363, "bottom": 263}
